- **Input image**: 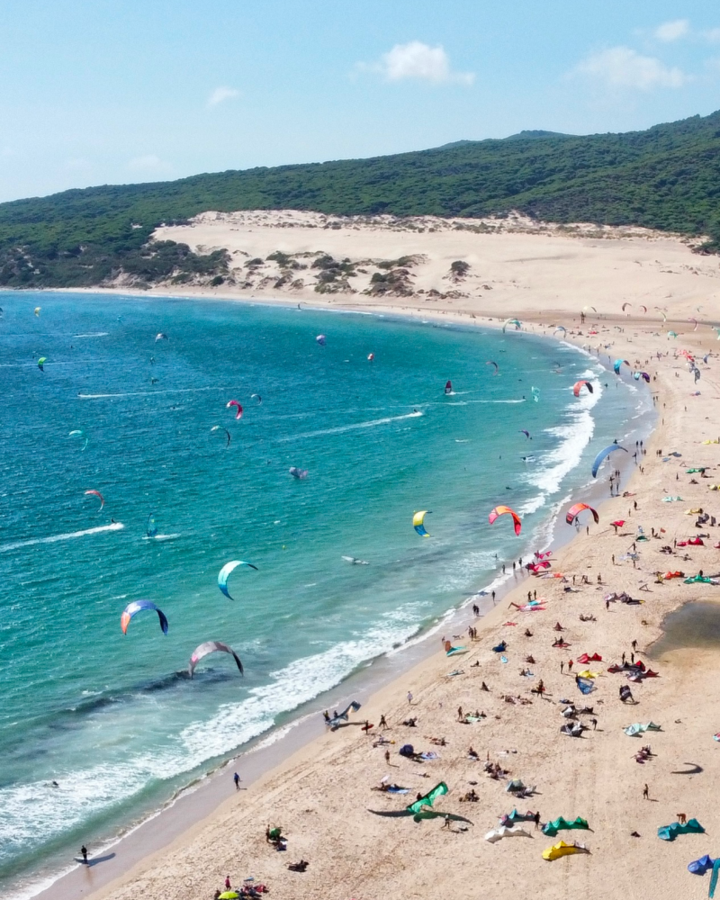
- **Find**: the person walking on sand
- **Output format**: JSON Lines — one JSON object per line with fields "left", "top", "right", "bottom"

{"left": 407, "top": 691, "right": 413, "bottom": 705}
{"left": 233, "top": 772, "right": 240, "bottom": 790}
{"left": 642, "top": 784, "right": 649, "bottom": 800}
{"left": 379, "top": 714, "right": 387, "bottom": 729}
{"left": 80, "top": 845, "right": 88, "bottom": 864}
{"left": 225, "top": 876, "right": 232, "bottom": 890}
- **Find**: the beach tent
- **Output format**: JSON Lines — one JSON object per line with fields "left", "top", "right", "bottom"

{"left": 506, "top": 779, "right": 533, "bottom": 794}
{"left": 623, "top": 722, "right": 662, "bottom": 737}
{"left": 542, "top": 816, "right": 589, "bottom": 837}
{"left": 485, "top": 825, "right": 531, "bottom": 843}
{"left": 658, "top": 819, "right": 705, "bottom": 841}
{"left": 542, "top": 840, "right": 589, "bottom": 860}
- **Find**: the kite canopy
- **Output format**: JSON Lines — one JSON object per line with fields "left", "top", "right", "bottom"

{"left": 633, "top": 371, "right": 651, "bottom": 382}
{"left": 613, "top": 359, "right": 629, "bottom": 374}
{"left": 210, "top": 425, "right": 231, "bottom": 446}
{"left": 37, "top": 357, "right": 47, "bottom": 371}
{"left": 84, "top": 489, "right": 105, "bottom": 510}
{"left": 189, "top": 641, "right": 243, "bottom": 677}
{"left": 542, "top": 841, "right": 589, "bottom": 861}
{"left": 218, "top": 560, "right": 258, "bottom": 600}
{"left": 519, "top": 429, "right": 530, "bottom": 439}
{"left": 406, "top": 781, "right": 448, "bottom": 815}
{"left": 486, "top": 360, "right": 499, "bottom": 374}
{"left": 657, "top": 819, "right": 704, "bottom": 842}
{"left": 591, "top": 444, "right": 628, "bottom": 478}
{"left": 542, "top": 816, "right": 589, "bottom": 837}
{"left": 554, "top": 325, "right": 566, "bottom": 335}
{"left": 444, "top": 380, "right": 453, "bottom": 394}
{"left": 289, "top": 466, "right": 308, "bottom": 479}
{"left": 121, "top": 600, "right": 168, "bottom": 635}
{"left": 489, "top": 506, "right": 522, "bottom": 536}
{"left": 413, "top": 510, "right": 431, "bottom": 537}
{"left": 316, "top": 334, "right": 326, "bottom": 346}
{"left": 155, "top": 332, "right": 169, "bottom": 341}
{"left": 34, "top": 307, "right": 41, "bottom": 316}
{"left": 566, "top": 502, "right": 599, "bottom": 526}
{"left": 622, "top": 302, "right": 632, "bottom": 312}
{"left": 502, "top": 318, "right": 521, "bottom": 333}
{"left": 226, "top": 400, "right": 243, "bottom": 420}
{"left": 572, "top": 380, "right": 593, "bottom": 397}
{"left": 69, "top": 429, "right": 88, "bottom": 451}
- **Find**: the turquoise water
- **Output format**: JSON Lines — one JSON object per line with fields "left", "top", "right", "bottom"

{"left": 0, "top": 293, "right": 650, "bottom": 895}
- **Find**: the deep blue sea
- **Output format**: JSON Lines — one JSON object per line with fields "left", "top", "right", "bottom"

{"left": 0, "top": 292, "right": 651, "bottom": 896}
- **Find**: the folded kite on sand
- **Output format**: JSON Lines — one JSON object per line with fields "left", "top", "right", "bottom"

{"left": 688, "top": 854, "right": 716, "bottom": 875}
{"left": 623, "top": 722, "right": 662, "bottom": 736}
{"left": 542, "top": 840, "right": 590, "bottom": 860}
{"left": 485, "top": 825, "right": 531, "bottom": 843}
{"left": 542, "top": 816, "right": 590, "bottom": 837}
{"left": 658, "top": 818, "right": 705, "bottom": 841}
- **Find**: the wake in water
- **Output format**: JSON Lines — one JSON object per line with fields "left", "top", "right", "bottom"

{"left": 277, "top": 410, "right": 423, "bottom": 442}
{"left": 77, "top": 387, "right": 233, "bottom": 399}
{"left": 0, "top": 523, "right": 124, "bottom": 553}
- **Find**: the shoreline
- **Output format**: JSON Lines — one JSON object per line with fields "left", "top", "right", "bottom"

{"left": 10, "top": 219, "right": 720, "bottom": 900}
{"left": 14, "top": 291, "right": 650, "bottom": 900}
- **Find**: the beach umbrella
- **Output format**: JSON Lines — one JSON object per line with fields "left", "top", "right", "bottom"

{"left": 219, "top": 893, "right": 239, "bottom": 899}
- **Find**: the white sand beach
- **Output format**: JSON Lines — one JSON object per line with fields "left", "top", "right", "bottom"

{"left": 40, "top": 213, "right": 720, "bottom": 900}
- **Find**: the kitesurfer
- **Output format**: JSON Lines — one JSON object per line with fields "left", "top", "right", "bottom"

{"left": 80, "top": 845, "right": 88, "bottom": 864}
{"left": 234, "top": 772, "right": 240, "bottom": 790}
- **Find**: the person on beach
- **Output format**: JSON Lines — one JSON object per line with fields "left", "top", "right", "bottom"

{"left": 233, "top": 772, "right": 240, "bottom": 790}
{"left": 225, "top": 876, "right": 232, "bottom": 890}
{"left": 642, "top": 784, "right": 649, "bottom": 800}
{"left": 407, "top": 691, "right": 413, "bottom": 704}
{"left": 379, "top": 714, "right": 387, "bottom": 729}
{"left": 80, "top": 845, "right": 88, "bottom": 864}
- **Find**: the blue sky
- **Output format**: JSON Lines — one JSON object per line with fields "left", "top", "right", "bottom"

{"left": 0, "top": 0, "right": 718, "bottom": 202}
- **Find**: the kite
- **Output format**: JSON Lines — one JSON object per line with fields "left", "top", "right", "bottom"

{"left": 633, "top": 371, "right": 650, "bottom": 383}
{"left": 489, "top": 506, "right": 522, "bottom": 536}
{"left": 554, "top": 326, "right": 566, "bottom": 335}
{"left": 189, "top": 641, "right": 244, "bottom": 677}
{"left": 251, "top": 393, "right": 262, "bottom": 404}
{"left": 566, "top": 502, "right": 599, "bottom": 526}
{"left": 622, "top": 302, "right": 632, "bottom": 312}
{"left": 37, "top": 357, "right": 47, "bottom": 371}
{"left": 406, "top": 782, "right": 448, "bottom": 815}
{"left": 121, "top": 600, "right": 168, "bottom": 635}
{"left": 218, "top": 560, "right": 258, "bottom": 600}
{"left": 502, "top": 318, "right": 521, "bottom": 333}
{"left": 531, "top": 387, "right": 539, "bottom": 403}
{"left": 639, "top": 305, "right": 647, "bottom": 313}
{"left": 582, "top": 305, "right": 597, "bottom": 313}
{"left": 413, "top": 510, "right": 431, "bottom": 537}
{"left": 146, "top": 513, "right": 158, "bottom": 538}
{"left": 519, "top": 430, "right": 531, "bottom": 439}
{"left": 69, "top": 429, "right": 88, "bottom": 451}
{"left": 591, "top": 444, "right": 628, "bottom": 478}
{"left": 486, "top": 360, "right": 499, "bottom": 374}
{"left": 444, "top": 380, "right": 453, "bottom": 395}
{"left": 226, "top": 400, "right": 243, "bottom": 420}
{"left": 613, "top": 359, "right": 629, "bottom": 374}
{"left": 34, "top": 307, "right": 41, "bottom": 317}
{"left": 367, "top": 353, "right": 374, "bottom": 362}
{"left": 289, "top": 467, "right": 308, "bottom": 479}
{"left": 572, "top": 380, "right": 593, "bottom": 397}
{"left": 155, "top": 333, "right": 168, "bottom": 342}
{"left": 316, "top": 334, "right": 326, "bottom": 346}
{"left": 84, "top": 489, "right": 105, "bottom": 510}
{"left": 211, "top": 425, "right": 231, "bottom": 446}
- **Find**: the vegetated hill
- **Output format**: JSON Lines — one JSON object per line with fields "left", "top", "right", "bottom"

{"left": 1, "top": 110, "right": 719, "bottom": 288}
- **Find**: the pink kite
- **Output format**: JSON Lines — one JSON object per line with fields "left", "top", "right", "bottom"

{"left": 226, "top": 400, "right": 243, "bottom": 420}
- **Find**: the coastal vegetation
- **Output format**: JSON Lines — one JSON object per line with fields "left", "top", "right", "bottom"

{"left": 0, "top": 109, "right": 719, "bottom": 288}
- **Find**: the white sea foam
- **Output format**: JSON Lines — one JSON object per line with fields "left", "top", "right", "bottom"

{"left": 77, "top": 387, "right": 232, "bottom": 399}
{"left": 0, "top": 523, "right": 124, "bottom": 553}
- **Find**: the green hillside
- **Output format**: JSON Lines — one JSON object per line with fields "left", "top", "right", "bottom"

{"left": 1, "top": 110, "right": 719, "bottom": 287}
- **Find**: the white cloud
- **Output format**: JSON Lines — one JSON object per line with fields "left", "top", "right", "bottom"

{"left": 364, "top": 41, "right": 474, "bottom": 85}
{"left": 574, "top": 46, "right": 689, "bottom": 90}
{"left": 654, "top": 19, "right": 690, "bottom": 42}
{"left": 702, "top": 27, "right": 720, "bottom": 43}
{"left": 207, "top": 86, "right": 240, "bottom": 107}
{"left": 128, "top": 154, "right": 164, "bottom": 172}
